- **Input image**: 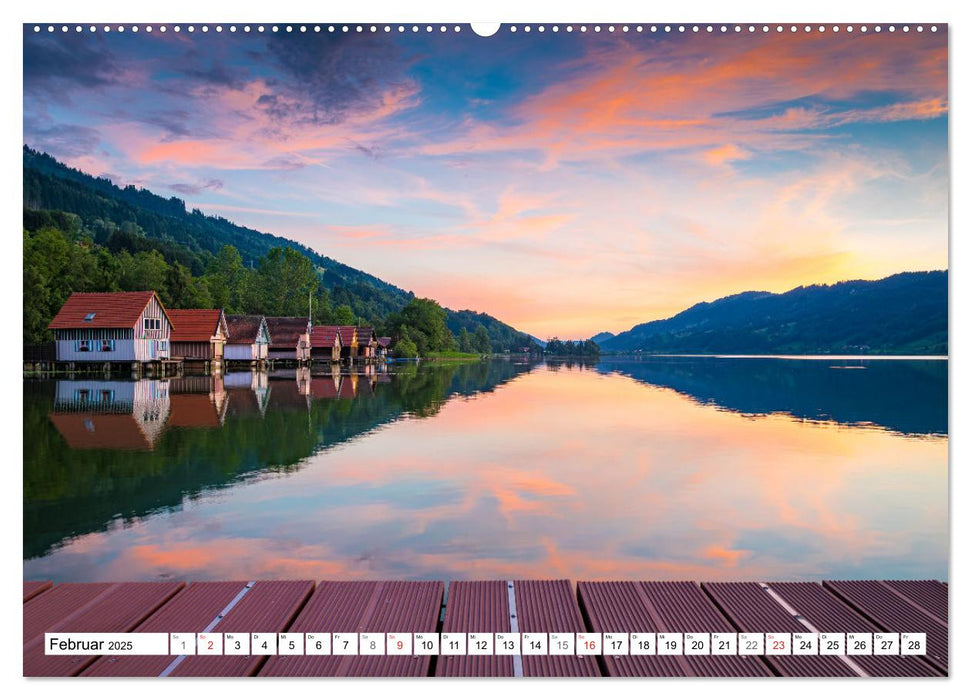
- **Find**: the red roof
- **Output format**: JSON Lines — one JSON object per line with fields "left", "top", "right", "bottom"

{"left": 265, "top": 317, "right": 310, "bottom": 346}
{"left": 377, "top": 336, "right": 392, "bottom": 348}
{"left": 337, "top": 326, "right": 357, "bottom": 346}
{"left": 355, "top": 327, "right": 376, "bottom": 344}
{"left": 309, "top": 326, "right": 341, "bottom": 348}
{"left": 225, "top": 315, "right": 267, "bottom": 344}
{"left": 168, "top": 309, "right": 224, "bottom": 342}
{"left": 48, "top": 291, "right": 162, "bottom": 330}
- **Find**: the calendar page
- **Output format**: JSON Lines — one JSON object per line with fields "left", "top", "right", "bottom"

{"left": 20, "top": 7, "right": 949, "bottom": 687}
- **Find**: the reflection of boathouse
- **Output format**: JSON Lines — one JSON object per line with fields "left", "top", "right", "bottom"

{"left": 167, "top": 375, "right": 228, "bottom": 428}
{"left": 224, "top": 371, "right": 270, "bottom": 417}
{"left": 49, "top": 379, "right": 170, "bottom": 450}
{"left": 310, "top": 374, "right": 340, "bottom": 399}
{"left": 266, "top": 373, "right": 312, "bottom": 410}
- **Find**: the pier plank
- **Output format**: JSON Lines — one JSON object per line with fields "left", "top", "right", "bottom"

{"left": 170, "top": 580, "right": 314, "bottom": 677}
{"left": 24, "top": 582, "right": 115, "bottom": 645}
{"left": 884, "top": 580, "right": 948, "bottom": 624}
{"left": 23, "top": 580, "right": 52, "bottom": 603}
{"left": 579, "top": 581, "right": 771, "bottom": 677}
{"left": 21, "top": 578, "right": 948, "bottom": 678}
{"left": 702, "top": 582, "right": 856, "bottom": 677}
{"left": 435, "top": 580, "right": 512, "bottom": 677}
{"left": 823, "top": 580, "right": 948, "bottom": 673}
{"left": 23, "top": 582, "right": 184, "bottom": 676}
{"left": 82, "top": 581, "right": 248, "bottom": 677}
{"left": 515, "top": 579, "right": 600, "bottom": 677}
{"left": 259, "top": 580, "right": 443, "bottom": 677}
{"left": 767, "top": 582, "right": 940, "bottom": 677}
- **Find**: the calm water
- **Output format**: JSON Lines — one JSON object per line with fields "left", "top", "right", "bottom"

{"left": 23, "top": 357, "right": 948, "bottom": 583}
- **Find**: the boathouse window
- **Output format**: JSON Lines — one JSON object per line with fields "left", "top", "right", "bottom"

{"left": 84, "top": 312, "right": 96, "bottom": 321}
{"left": 144, "top": 318, "right": 161, "bottom": 331}
{"left": 76, "top": 339, "right": 91, "bottom": 352}
{"left": 100, "top": 339, "right": 115, "bottom": 352}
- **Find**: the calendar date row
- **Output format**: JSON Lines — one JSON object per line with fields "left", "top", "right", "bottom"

{"left": 46, "top": 631, "right": 928, "bottom": 657}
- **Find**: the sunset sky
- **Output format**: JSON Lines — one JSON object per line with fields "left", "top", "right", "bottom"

{"left": 23, "top": 25, "right": 948, "bottom": 338}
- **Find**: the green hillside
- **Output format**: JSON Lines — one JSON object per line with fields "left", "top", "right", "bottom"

{"left": 23, "top": 146, "right": 541, "bottom": 353}
{"left": 599, "top": 272, "right": 948, "bottom": 355}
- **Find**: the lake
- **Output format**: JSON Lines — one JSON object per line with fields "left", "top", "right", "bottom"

{"left": 23, "top": 357, "right": 948, "bottom": 583}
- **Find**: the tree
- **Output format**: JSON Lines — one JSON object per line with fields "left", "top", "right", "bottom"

{"left": 254, "top": 247, "right": 318, "bottom": 316}
{"left": 165, "top": 261, "right": 193, "bottom": 307}
{"left": 458, "top": 327, "right": 472, "bottom": 353}
{"left": 393, "top": 336, "right": 418, "bottom": 358}
{"left": 117, "top": 249, "right": 169, "bottom": 295}
{"left": 472, "top": 324, "right": 491, "bottom": 354}
{"left": 331, "top": 304, "right": 355, "bottom": 325}
{"left": 387, "top": 298, "right": 454, "bottom": 355}
{"left": 205, "top": 245, "right": 246, "bottom": 311}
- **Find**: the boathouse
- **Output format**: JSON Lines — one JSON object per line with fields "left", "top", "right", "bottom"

{"left": 309, "top": 325, "right": 342, "bottom": 363}
{"left": 224, "top": 315, "right": 270, "bottom": 364}
{"left": 355, "top": 327, "right": 378, "bottom": 360}
{"left": 377, "top": 336, "right": 392, "bottom": 358}
{"left": 337, "top": 326, "right": 358, "bottom": 361}
{"left": 168, "top": 309, "right": 228, "bottom": 367}
{"left": 265, "top": 317, "right": 311, "bottom": 363}
{"left": 47, "top": 291, "right": 172, "bottom": 364}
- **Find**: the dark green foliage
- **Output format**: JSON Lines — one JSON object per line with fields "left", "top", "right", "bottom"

{"left": 544, "top": 337, "right": 601, "bottom": 356}
{"left": 445, "top": 309, "right": 542, "bottom": 354}
{"left": 23, "top": 146, "right": 539, "bottom": 347}
{"left": 600, "top": 272, "right": 948, "bottom": 355}
{"left": 24, "top": 145, "right": 410, "bottom": 321}
{"left": 387, "top": 298, "right": 454, "bottom": 356}
{"left": 21, "top": 218, "right": 352, "bottom": 341}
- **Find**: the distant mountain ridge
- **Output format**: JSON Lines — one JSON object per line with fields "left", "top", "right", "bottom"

{"left": 599, "top": 271, "right": 947, "bottom": 355}
{"left": 589, "top": 331, "right": 615, "bottom": 345}
{"left": 23, "top": 146, "right": 539, "bottom": 352}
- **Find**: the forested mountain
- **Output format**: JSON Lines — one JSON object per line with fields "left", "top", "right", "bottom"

{"left": 23, "top": 146, "right": 540, "bottom": 352}
{"left": 599, "top": 271, "right": 947, "bottom": 355}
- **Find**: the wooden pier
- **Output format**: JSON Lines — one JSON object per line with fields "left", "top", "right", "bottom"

{"left": 23, "top": 579, "right": 947, "bottom": 678}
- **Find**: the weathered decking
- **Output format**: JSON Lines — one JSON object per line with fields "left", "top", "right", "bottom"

{"left": 23, "top": 579, "right": 947, "bottom": 678}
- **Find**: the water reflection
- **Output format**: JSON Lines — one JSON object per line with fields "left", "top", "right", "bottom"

{"left": 596, "top": 356, "right": 947, "bottom": 436}
{"left": 23, "top": 358, "right": 947, "bottom": 582}
{"left": 24, "top": 361, "right": 532, "bottom": 560}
